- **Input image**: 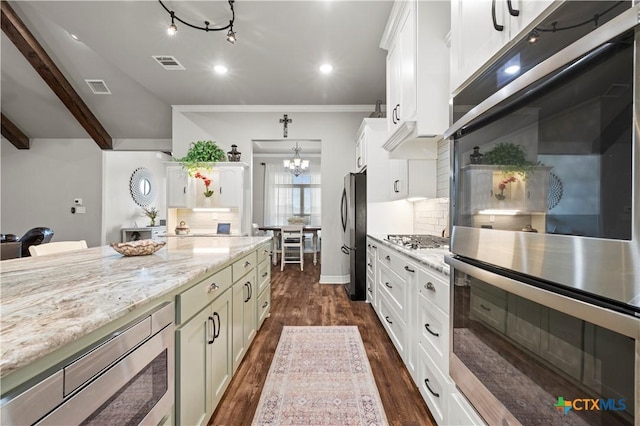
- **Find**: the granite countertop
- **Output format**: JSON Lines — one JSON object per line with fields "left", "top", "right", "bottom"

{"left": 0, "top": 236, "right": 271, "bottom": 379}
{"left": 368, "top": 234, "right": 451, "bottom": 277}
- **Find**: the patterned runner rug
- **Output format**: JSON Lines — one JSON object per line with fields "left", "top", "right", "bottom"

{"left": 252, "top": 326, "right": 389, "bottom": 426}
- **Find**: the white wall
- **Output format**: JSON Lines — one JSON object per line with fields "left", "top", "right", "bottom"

{"left": 102, "top": 151, "right": 172, "bottom": 244}
{"left": 172, "top": 108, "right": 367, "bottom": 283}
{"left": 1, "top": 138, "right": 103, "bottom": 246}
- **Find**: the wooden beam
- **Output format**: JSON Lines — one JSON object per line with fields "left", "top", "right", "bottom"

{"left": 1, "top": 1, "right": 112, "bottom": 149}
{"left": 1, "top": 113, "right": 29, "bottom": 149}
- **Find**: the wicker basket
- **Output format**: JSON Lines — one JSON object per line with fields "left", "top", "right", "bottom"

{"left": 110, "top": 239, "right": 166, "bottom": 256}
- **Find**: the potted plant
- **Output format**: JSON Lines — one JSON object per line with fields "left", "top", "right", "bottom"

{"left": 481, "top": 142, "right": 538, "bottom": 179}
{"left": 174, "top": 140, "right": 226, "bottom": 176}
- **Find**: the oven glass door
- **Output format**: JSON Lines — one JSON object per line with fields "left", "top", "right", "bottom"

{"left": 450, "top": 257, "right": 637, "bottom": 426}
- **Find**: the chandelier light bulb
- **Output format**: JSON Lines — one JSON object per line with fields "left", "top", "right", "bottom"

{"left": 167, "top": 22, "right": 177, "bottom": 35}
{"left": 227, "top": 28, "right": 236, "bottom": 44}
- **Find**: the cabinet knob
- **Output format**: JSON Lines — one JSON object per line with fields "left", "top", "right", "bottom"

{"left": 208, "top": 283, "right": 219, "bottom": 293}
{"left": 425, "top": 282, "right": 435, "bottom": 292}
{"left": 385, "top": 255, "right": 391, "bottom": 261}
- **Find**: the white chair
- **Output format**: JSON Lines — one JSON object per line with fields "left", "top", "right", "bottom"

{"left": 280, "top": 226, "right": 303, "bottom": 271}
{"left": 29, "top": 240, "right": 88, "bottom": 256}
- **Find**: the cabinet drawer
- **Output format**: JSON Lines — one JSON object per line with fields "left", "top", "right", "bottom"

{"left": 377, "top": 292, "right": 405, "bottom": 357}
{"left": 257, "top": 259, "right": 271, "bottom": 295}
{"left": 470, "top": 289, "right": 507, "bottom": 334}
{"left": 448, "top": 389, "right": 485, "bottom": 426}
{"left": 378, "top": 264, "right": 407, "bottom": 322}
{"left": 177, "top": 267, "right": 232, "bottom": 324}
{"left": 366, "top": 274, "right": 376, "bottom": 306}
{"left": 416, "top": 345, "right": 448, "bottom": 425}
{"left": 366, "top": 251, "right": 375, "bottom": 276}
{"left": 257, "top": 244, "right": 271, "bottom": 265}
{"left": 418, "top": 298, "right": 449, "bottom": 372}
{"left": 257, "top": 284, "right": 271, "bottom": 329}
{"left": 417, "top": 268, "right": 449, "bottom": 315}
{"left": 377, "top": 245, "right": 410, "bottom": 279}
{"left": 232, "top": 251, "right": 257, "bottom": 282}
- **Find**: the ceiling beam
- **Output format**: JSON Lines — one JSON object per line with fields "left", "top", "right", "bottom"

{"left": 1, "top": 113, "right": 29, "bottom": 149}
{"left": 1, "top": 1, "right": 112, "bottom": 149}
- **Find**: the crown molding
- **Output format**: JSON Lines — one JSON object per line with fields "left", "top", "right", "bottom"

{"left": 172, "top": 105, "right": 383, "bottom": 113}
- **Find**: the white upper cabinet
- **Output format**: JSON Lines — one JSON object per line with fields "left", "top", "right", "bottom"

{"left": 167, "top": 165, "right": 192, "bottom": 208}
{"left": 167, "top": 163, "right": 247, "bottom": 209}
{"left": 380, "top": 0, "right": 450, "bottom": 159}
{"left": 217, "top": 167, "right": 244, "bottom": 208}
{"left": 450, "top": 0, "right": 555, "bottom": 93}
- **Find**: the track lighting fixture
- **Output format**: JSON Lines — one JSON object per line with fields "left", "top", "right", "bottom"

{"left": 527, "top": 29, "right": 539, "bottom": 43}
{"left": 159, "top": 0, "right": 236, "bottom": 43}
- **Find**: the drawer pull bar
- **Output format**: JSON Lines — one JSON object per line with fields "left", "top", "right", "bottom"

{"left": 480, "top": 304, "right": 491, "bottom": 311}
{"left": 367, "top": 287, "right": 372, "bottom": 293}
{"left": 385, "top": 255, "right": 391, "bottom": 261}
{"left": 262, "top": 272, "right": 269, "bottom": 278}
{"left": 424, "top": 282, "right": 435, "bottom": 291}
{"left": 384, "top": 316, "right": 393, "bottom": 324}
{"left": 372, "top": 245, "right": 377, "bottom": 249}
{"left": 368, "top": 262, "right": 372, "bottom": 267}
{"left": 244, "top": 261, "right": 252, "bottom": 267}
{"left": 262, "top": 301, "right": 269, "bottom": 308}
{"left": 208, "top": 283, "right": 219, "bottom": 293}
{"left": 404, "top": 265, "right": 415, "bottom": 273}
{"left": 263, "top": 249, "right": 270, "bottom": 254}
{"left": 207, "top": 316, "right": 215, "bottom": 344}
{"left": 424, "top": 379, "right": 440, "bottom": 398}
{"left": 424, "top": 324, "right": 439, "bottom": 337}
{"left": 384, "top": 282, "right": 393, "bottom": 289}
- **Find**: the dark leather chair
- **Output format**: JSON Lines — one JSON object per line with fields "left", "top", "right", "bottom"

{"left": 19, "top": 227, "right": 54, "bottom": 257}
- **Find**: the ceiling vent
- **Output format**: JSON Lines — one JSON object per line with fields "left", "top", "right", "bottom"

{"left": 85, "top": 79, "right": 111, "bottom": 94}
{"left": 152, "top": 55, "right": 185, "bottom": 70}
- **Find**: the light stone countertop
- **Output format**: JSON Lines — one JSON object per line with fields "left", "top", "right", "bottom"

{"left": 0, "top": 236, "right": 271, "bottom": 380}
{"left": 368, "top": 234, "right": 451, "bottom": 277}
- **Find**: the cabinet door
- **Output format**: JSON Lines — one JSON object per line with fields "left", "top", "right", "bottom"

{"left": 176, "top": 307, "right": 211, "bottom": 426}
{"left": 539, "top": 308, "right": 583, "bottom": 381}
{"left": 506, "top": 294, "right": 541, "bottom": 355}
{"left": 243, "top": 273, "right": 257, "bottom": 347}
{"left": 209, "top": 290, "right": 233, "bottom": 409}
{"left": 398, "top": 1, "right": 416, "bottom": 124}
{"left": 355, "top": 131, "right": 365, "bottom": 171}
{"left": 451, "top": 0, "right": 508, "bottom": 91}
{"left": 218, "top": 168, "right": 242, "bottom": 208}
{"left": 390, "top": 159, "right": 408, "bottom": 199}
{"left": 509, "top": 0, "right": 555, "bottom": 38}
{"left": 232, "top": 280, "right": 246, "bottom": 372}
{"left": 167, "top": 166, "right": 192, "bottom": 208}
{"left": 387, "top": 39, "right": 402, "bottom": 132}
{"left": 525, "top": 169, "right": 550, "bottom": 212}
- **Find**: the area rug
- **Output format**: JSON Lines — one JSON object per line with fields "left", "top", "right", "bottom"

{"left": 252, "top": 326, "right": 389, "bottom": 426}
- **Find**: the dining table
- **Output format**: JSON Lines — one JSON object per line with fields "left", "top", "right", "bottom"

{"left": 258, "top": 225, "right": 321, "bottom": 266}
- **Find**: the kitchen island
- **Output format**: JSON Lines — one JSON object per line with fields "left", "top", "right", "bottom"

{"left": 0, "top": 235, "right": 271, "bottom": 399}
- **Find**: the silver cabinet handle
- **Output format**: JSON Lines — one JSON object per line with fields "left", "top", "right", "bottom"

{"left": 208, "top": 283, "right": 219, "bottom": 293}
{"left": 425, "top": 282, "right": 435, "bottom": 291}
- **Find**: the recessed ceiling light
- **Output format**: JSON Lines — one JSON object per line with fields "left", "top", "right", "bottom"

{"left": 319, "top": 64, "right": 333, "bottom": 74}
{"left": 504, "top": 65, "right": 520, "bottom": 75}
{"left": 214, "top": 65, "right": 228, "bottom": 75}
{"left": 69, "top": 33, "right": 79, "bottom": 41}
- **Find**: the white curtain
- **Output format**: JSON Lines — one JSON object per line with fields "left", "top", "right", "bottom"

{"left": 263, "top": 162, "right": 321, "bottom": 226}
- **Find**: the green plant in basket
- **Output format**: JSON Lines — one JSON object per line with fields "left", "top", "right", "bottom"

{"left": 482, "top": 142, "right": 538, "bottom": 179}
{"left": 174, "top": 140, "right": 226, "bottom": 175}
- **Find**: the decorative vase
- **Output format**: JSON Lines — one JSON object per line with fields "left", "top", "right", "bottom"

{"left": 203, "top": 196, "right": 212, "bottom": 207}
{"left": 149, "top": 218, "right": 156, "bottom": 226}
{"left": 227, "top": 144, "right": 241, "bottom": 162}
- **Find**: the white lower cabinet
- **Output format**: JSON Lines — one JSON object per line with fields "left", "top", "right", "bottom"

{"left": 370, "top": 237, "right": 485, "bottom": 425}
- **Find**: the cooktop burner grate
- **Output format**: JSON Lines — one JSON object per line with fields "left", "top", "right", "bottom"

{"left": 385, "top": 234, "right": 449, "bottom": 250}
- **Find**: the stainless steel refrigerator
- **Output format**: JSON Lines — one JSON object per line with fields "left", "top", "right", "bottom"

{"left": 340, "top": 172, "right": 366, "bottom": 300}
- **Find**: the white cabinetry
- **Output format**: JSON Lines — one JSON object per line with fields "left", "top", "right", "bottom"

{"left": 167, "top": 166, "right": 191, "bottom": 208}
{"left": 380, "top": 0, "right": 449, "bottom": 159}
{"left": 389, "top": 159, "right": 437, "bottom": 201}
{"left": 167, "top": 163, "right": 247, "bottom": 210}
{"left": 231, "top": 251, "right": 257, "bottom": 373}
{"left": 366, "top": 239, "right": 378, "bottom": 307}
{"left": 370, "top": 238, "right": 485, "bottom": 426}
{"left": 450, "top": 0, "right": 555, "bottom": 92}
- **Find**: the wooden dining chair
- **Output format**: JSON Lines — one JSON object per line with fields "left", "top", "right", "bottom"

{"left": 280, "top": 226, "right": 303, "bottom": 271}
{"left": 29, "top": 240, "right": 88, "bottom": 256}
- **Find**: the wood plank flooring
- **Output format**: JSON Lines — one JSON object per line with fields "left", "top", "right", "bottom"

{"left": 208, "top": 254, "right": 436, "bottom": 426}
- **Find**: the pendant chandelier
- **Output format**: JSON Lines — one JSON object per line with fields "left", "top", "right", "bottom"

{"left": 283, "top": 142, "right": 309, "bottom": 177}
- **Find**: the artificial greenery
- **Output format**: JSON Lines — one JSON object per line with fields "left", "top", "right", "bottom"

{"left": 174, "top": 140, "right": 226, "bottom": 175}
{"left": 482, "top": 142, "right": 538, "bottom": 178}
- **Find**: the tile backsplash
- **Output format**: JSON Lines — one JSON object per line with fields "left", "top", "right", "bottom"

{"left": 176, "top": 208, "right": 241, "bottom": 234}
{"left": 413, "top": 197, "right": 449, "bottom": 236}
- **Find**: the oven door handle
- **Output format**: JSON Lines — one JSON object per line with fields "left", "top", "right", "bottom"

{"left": 444, "top": 4, "right": 640, "bottom": 139}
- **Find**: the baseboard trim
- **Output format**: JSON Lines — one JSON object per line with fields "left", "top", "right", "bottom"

{"left": 319, "top": 275, "right": 349, "bottom": 284}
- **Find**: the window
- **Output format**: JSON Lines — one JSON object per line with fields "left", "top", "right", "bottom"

{"left": 264, "top": 163, "right": 321, "bottom": 226}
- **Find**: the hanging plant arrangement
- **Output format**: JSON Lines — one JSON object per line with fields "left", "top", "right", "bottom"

{"left": 481, "top": 142, "right": 539, "bottom": 179}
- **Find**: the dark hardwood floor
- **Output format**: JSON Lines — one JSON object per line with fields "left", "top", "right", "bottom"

{"left": 208, "top": 254, "right": 436, "bottom": 426}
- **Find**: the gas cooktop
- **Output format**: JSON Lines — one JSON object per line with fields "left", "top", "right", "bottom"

{"left": 385, "top": 234, "right": 449, "bottom": 250}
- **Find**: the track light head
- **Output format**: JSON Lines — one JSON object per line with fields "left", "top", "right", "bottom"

{"left": 226, "top": 27, "right": 236, "bottom": 44}
{"left": 159, "top": 0, "right": 236, "bottom": 43}
{"left": 167, "top": 12, "right": 177, "bottom": 35}
{"left": 528, "top": 29, "right": 539, "bottom": 43}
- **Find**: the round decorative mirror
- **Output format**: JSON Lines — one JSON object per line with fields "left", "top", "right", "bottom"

{"left": 130, "top": 167, "right": 156, "bottom": 207}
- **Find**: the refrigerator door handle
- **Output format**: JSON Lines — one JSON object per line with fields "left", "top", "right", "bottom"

{"left": 340, "top": 187, "right": 348, "bottom": 232}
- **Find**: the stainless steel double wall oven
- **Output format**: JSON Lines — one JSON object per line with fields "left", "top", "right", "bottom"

{"left": 445, "top": 2, "right": 640, "bottom": 425}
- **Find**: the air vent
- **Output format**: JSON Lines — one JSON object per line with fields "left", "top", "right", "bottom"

{"left": 603, "top": 83, "right": 629, "bottom": 98}
{"left": 85, "top": 79, "right": 111, "bottom": 94}
{"left": 152, "top": 55, "right": 185, "bottom": 70}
